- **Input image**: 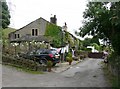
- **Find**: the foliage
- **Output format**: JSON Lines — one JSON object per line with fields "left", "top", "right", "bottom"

{"left": 45, "top": 23, "right": 62, "bottom": 48}
{"left": 2, "top": 27, "right": 16, "bottom": 48}
{"left": 91, "top": 36, "right": 100, "bottom": 45}
{"left": 91, "top": 43, "right": 101, "bottom": 51}
{"left": 64, "top": 32, "right": 74, "bottom": 47}
{"left": 2, "top": 54, "right": 46, "bottom": 72}
{"left": 45, "top": 23, "right": 76, "bottom": 48}
{"left": 79, "top": 2, "right": 120, "bottom": 55}
{"left": 82, "top": 38, "right": 91, "bottom": 47}
{"left": 0, "top": 1, "right": 10, "bottom": 29}
{"left": 66, "top": 56, "right": 72, "bottom": 62}
{"left": 52, "top": 39, "right": 61, "bottom": 48}
{"left": 103, "top": 63, "right": 120, "bottom": 88}
{"left": 66, "top": 52, "right": 73, "bottom": 62}
{"left": 106, "top": 52, "right": 120, "bottom": 88}
{"left": 82, "top": 37, "right": 100, "bottom": 48}
{"left": 47, "top": 61, "right": 53, "bottom": 67}
{"left": 2, "top": 27, "right": 16, "bottom": 39}
{"left": 1, "top": 1, "right": 11, "bottom": 52}
{"left": 108, "top": 52, "right": 120, "bottom": 67}
{"left": 67, "top": 52, "right": 72, "bottom": 58}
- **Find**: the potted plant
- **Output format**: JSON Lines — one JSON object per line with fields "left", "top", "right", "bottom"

{"left": 66, "top": 53, "right": 73, "bottom": 65}
{"left": 47, "top": 60, "right": 53, "bottom": 72}
{"left": 66, "top": 57, "right": 72, "bottom": 65}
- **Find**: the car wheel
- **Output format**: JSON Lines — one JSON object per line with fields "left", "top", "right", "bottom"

{"left": 40, "top": 58, "right": 47, "bottom": 65}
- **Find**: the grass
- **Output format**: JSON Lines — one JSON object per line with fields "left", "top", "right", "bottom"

{"left": 16, "top": 67, "right": 45, "bottom": 74}
{"left": 2, "top": 27, "right": 16, "bottom": 39}
{"left": 102, "top": 63, "right": 120, "bottom": 89}
{"left": 3, "top": 63, "right": 45, "bottom": 74}
{"left": 1, "top": 27, "right": 16, "bottom": 46}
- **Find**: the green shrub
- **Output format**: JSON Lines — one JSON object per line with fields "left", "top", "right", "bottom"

{"left": 47, "top": 61, "right": 53, "bottom": 67}
{"left": 66, "top": 56, "right": 72, "bottom": 62}
{"left": 108, "top": 52, "right": 120, "bottom": 67}
{"left": 45, "top": 23, "right": 62, "bottom": 48}
{"left": 67, "top": 52, "right": 72, "bottom": 58}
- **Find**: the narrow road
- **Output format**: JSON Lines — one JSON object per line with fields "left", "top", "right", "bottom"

{"left": 2, "top": 58, "right": 110, "bottom": 87}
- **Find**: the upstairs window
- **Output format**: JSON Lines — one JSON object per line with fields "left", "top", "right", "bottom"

{"left": 15, "top": 34, "right": 16, "bottom": 39}
{"left": 35, "top": 29, "right": 38, "bottom": 36}
{"left": 18, "top": 34, "right": 20, "bottom": 38}
{"left": 32, "top": 29, "right": 34, "bottom": 36}
{"left": 32, "top": 29, "right": 38, "bottom": 36}
{"left": 15, "top": 34, "right": 20, "bottom": 39}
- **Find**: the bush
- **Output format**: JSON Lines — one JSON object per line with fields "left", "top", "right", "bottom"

{"left": 107, "top": 52, "right": 120, "bottom": 88}
{"left": 66, "top": 57, "right": 72, "bottom": 62}
{"left": 2, "top": 54, "right": 47, "bottom": 71}
{"left": 108, "top": 52, "right": 120, "bottom": 67}
{"left": 67, "top": 52, "right": 72, "bottom": 58}
{"left": 47, "top": 61, "right": 53, "bottom": 68}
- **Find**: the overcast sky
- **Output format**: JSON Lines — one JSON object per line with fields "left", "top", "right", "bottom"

{"left": 6, "top": 0, "right": 89, "bottom": 36}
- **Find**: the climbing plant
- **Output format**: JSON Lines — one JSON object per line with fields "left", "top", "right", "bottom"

{"left": 45, "top": 23, "right": 62, "bottom": 48}
{"left": 45, "top": 22, "right": 79, "bottom": 48}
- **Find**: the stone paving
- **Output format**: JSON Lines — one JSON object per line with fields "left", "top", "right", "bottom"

{"left": 52, "top": 59, "right": 83, "bottom": 73}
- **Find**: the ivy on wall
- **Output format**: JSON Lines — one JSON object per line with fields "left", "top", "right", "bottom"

{"left": 64, "top": 32, "right": 74, "bottom": 47}
{"left": 45, "top": 23, "right": 62, "bottom": 48}
{"left": 45, "top": 22, "right": 80, "bottom": 48}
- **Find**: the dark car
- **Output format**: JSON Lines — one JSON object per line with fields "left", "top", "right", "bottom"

{"left": 19, "top": 49, "right": 60, "bottom": 66}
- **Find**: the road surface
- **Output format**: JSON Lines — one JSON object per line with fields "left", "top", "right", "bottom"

{"left": 2, "top": 58, "right": 111, "bottom": 87}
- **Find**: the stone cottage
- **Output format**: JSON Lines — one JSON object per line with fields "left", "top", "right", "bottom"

{"left": 9, "top": 15, "right": 80, "bottom": 50}
{"left": 9, "top": 15, "right": 58, "bottom": 42}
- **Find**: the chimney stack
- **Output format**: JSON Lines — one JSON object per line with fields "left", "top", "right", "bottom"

{"left": 50, "top": 15, "right": 57, "bottom": 24}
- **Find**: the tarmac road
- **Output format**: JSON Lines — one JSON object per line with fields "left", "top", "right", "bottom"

{"left": 2, "top": 58, "right": 111, "bottom": 87}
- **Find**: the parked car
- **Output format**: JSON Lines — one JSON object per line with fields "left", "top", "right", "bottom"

{"left": 19, "top": 49, "right": 60, "bottom": 66}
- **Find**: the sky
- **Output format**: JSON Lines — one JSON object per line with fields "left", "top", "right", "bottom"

{"left": 6, "top": 0, "right": 89, "bottom": 39}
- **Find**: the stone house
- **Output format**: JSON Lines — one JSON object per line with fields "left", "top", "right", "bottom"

{"left": 9, "top": 15, "right": 58, "bottom": 42}
{"left": 9, "top": 15, "right": 80, "bottom": 50}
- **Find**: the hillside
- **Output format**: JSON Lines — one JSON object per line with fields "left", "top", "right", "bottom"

{"left": 2, "top": 27, "right": 16, "bottom": 39}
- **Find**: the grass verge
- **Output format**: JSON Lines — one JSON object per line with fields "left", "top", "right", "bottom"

{"left": 2, "top": 64, "right": 45, "bottom": 74}
{"left": 102, "top": 63, "right": 120, "bottom": 89}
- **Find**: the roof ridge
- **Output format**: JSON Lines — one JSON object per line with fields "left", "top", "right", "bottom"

{"left": 9, "top": 17, "right": 60, "bottom": 34}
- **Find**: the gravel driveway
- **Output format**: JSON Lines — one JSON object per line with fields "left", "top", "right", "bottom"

{"left": 2, "top": 58, "right": 111, "bottom": 87}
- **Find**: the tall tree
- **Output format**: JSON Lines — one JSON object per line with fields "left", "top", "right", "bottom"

{"left": 82, "top": 38, "right": 91, "bottom": 47}
{"left": 0, "top": 1, "right": 11, "bottom": 52}
{"left": 79, "top": 2, "right": 120, "bottom": 55}
{"left": 91, "top": 36, "right": 100, "bottom": 45}
{"left": 0, "top": 1, "right": 10, "bottom": 29}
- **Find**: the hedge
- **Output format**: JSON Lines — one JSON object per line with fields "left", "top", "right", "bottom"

{"left": 2, "top": 54, "right": 47, "bottom": 71}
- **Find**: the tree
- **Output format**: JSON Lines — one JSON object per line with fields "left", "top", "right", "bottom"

{"left": 79, "top": 2, "right": 120, "bottom": 55}
{"left": 0, "top": 1, "right": 10, "bottom": 29}
{"left": 91, "top": 43, "right": 101, "bottom": 51}
{"left": 82, "top": 38, "right": 91, "bottom": 47}
{"left": 91, "top": 36, "right": 100, "bottom": 45}
{"left": 0, "top": 1, "right": 11, "bottom": 52}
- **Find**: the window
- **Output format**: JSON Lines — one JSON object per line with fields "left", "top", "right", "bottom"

{"left": 18, "top": 34, "right": 20, "bottom": 38}
{"left": 32, "top": 29, "right": 38, "bottom": 36}
{"left": 32, "top": 29, "right": 34, "bottom": 36}
{"left": 15, "top": 34, "right": 20, "bottom": 39}
{"left": 15, "top": 34, "right": 16, "bottom": 39}
{"left": 35, "top": 29, "right": 38, "bottom": 36}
